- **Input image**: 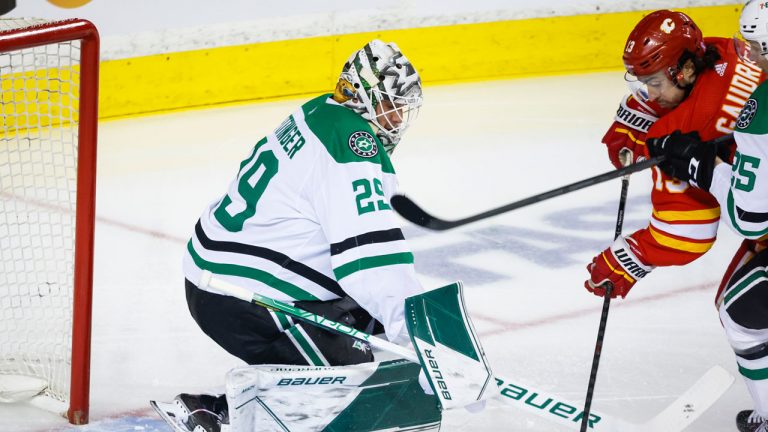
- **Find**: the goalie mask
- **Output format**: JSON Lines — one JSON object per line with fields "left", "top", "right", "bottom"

{"left": 333, "top": 40, "right": 422, "bottom": 154}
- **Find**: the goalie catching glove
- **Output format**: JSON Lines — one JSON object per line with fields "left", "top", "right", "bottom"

{"left": 647, "top": 130, "right": 725, "bottom": 191}
{"left": 585, "top": 237, "right": 654, "bottom": 299}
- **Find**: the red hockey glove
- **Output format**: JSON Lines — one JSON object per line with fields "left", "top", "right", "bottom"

{"left": 585, "top": 237, "right": 653, "bottom": 299}
{"left": 602, "top": 95, "right": 660, "bottom": 169}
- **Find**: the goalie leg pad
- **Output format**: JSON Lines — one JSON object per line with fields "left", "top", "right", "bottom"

{"left": 720, "top": 247, "right": 768, "bottom": 417}
{"left": 226, "top": 360, "right": 441, "bottom": 432}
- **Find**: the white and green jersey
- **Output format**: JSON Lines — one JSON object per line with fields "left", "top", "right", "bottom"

{"left": 183, "top": 94, "right": 422, "bottom": 343}
{"left": 711, "top": 81, "right": 768, "bottom": 240}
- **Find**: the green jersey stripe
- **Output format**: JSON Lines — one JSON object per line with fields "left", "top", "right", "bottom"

{"left": 187, "top": 241, "right": 320, "bottom": 301}
{"left": 724, "top": 268, "right": 768, "bottom": 306}
{"left": 727, "top": 191, "right": 768, "bottom": 238}
{"left": 333, "top": 252, "right": 415, "bottom": 280}
{"left": 739, "top": 364, "right": 768, "bottom": 380}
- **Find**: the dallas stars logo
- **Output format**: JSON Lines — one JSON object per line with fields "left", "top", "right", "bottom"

{"left": 737, "top": 99, "right": 758, "bottom": 129}
{"left": 348, "top": 131, "right": 378, "bottom": 158}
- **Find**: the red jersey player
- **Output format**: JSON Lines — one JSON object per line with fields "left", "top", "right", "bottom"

{"left": 585, "top": 10, "right": 766, "bottom": 298}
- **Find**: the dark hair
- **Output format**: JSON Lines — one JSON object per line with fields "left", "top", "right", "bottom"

{"left": 678, "top": 43, "right": 721, "bottom": 75}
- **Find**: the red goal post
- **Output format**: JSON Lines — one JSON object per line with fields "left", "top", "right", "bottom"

{"left": 0, "top": 18, "right": 98, "bottom": 425}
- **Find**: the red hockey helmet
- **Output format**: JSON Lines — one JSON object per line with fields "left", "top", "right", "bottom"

{"left": 622, "top": 10, "right": 705, "bottom": 78}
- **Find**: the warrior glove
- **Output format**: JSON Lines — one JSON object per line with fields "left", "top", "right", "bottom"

{"left": 585, "top": 237, "right": 654, "bottom": 299}
{"left": 647, "top": 130, "right": 720, "bottom": 191}
{"left": 601, "top": 95, "right": 660, "bottom": 169}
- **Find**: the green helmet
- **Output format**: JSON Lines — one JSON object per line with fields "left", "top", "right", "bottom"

{"left": 335, "top": 39, "right": 422, "bottom": 154}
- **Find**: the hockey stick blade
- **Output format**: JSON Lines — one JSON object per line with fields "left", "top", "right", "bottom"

{"left": 592, "top": 365, "right": 734, "bottom": 432}
{"left": 391, "top": 156, "right": 663, "bottom": 230}
{"left": 642, "top": 365, "right": 734, "bottom": 431}
{"left": 495, "top": 365, "right": 732, "bottom": 432}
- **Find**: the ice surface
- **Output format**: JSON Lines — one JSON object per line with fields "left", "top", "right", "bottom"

{"left": 0, "top": 71, "right": 749, "bottom": 431}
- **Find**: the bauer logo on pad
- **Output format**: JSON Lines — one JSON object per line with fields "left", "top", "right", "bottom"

{"left": 349, "top": 131, "right": 378, "bottom": 158}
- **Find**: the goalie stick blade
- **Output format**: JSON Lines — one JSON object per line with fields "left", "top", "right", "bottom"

{"left": 638, "top": 365, "right": 734, "bottom": 432}
{"left": 494, "top": 365, "right": 732, "bottom": 432}
{"left": 150, "top": 400, "right": 193, "bottom": 432}
{"left": 592, "top": 365, "right": 734, "bottom": 432}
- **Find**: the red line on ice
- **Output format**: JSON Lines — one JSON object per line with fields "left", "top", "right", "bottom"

{"left": 475, "top": 281, "right": 716, "bottom": 338}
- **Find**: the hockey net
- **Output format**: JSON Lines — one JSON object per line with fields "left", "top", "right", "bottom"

{"left": 0, "top": 18, "right": 99, "bottom": 424}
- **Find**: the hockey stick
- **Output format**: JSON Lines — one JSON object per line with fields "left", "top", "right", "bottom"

{"left": 199, "top": 271, "right": 733, "bottom": 431}
{"left": 391, "top": 133, "right": 734, "bottom": 230}
{"left": 580, "top": 154, "right": 631, "bottom": 432}
{"left": 391, "top": 157, "right": 660, "bottom": 230}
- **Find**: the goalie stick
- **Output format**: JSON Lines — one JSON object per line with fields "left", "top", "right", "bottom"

{"left": 391, "top": 133, "right": 734, "bottom": 231}
{"left": 199, "top": 271, "right": 733, "bottom": 431}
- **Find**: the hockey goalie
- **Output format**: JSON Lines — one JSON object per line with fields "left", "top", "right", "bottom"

{"left": 150, "top": 38, "right": 494, "bottom": 432}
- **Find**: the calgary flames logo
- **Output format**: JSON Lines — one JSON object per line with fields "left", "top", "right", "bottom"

{"left": 660, "top": 18, "right": 675, "bottom": 34}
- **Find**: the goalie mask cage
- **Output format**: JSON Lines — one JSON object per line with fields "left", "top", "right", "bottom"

{"left": 0, "top": 18, "right": 98, "bottom": 425}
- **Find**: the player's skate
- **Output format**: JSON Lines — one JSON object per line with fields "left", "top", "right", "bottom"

{"left": 151, "top": 393, "right": 229, "bottom": 432}
{"left": 737, "top": 410, "right": 768, "bottom": 432}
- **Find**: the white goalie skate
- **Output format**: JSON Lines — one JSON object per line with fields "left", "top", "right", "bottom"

{"left": 151, "top": 393, "right": 229, "bottom": 432}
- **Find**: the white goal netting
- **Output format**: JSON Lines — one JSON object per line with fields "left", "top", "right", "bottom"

{"left": 0, "top": 17, "right": 83, "bottom": 405}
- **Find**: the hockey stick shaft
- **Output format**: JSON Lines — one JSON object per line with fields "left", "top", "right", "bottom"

{"left": 392, "top": 133, "right": 734, "bottom": 230}
{"left": 580, "top": 169, "right": 630, "bottom": 432}
{"left": 391, "top": 157, "right": 658, "bottom": 230}
{"left": 199, "top": 271, "right": 732, "bottom": 431}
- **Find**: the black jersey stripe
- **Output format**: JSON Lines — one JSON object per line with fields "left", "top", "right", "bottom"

{"left": 736, "top": 342, "right": 768, "bottom": 361}
{"left": 737, "top": 205, "right": 768, "bottom": 223}
{"left": 330, "top": 228, "right": 405, "bottom": 256}
{"left": 194, "top": 220, "right": 345, "bottom": 297}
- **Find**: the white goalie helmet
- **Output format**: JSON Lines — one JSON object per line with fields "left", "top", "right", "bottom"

{"left": 740, "top": 0, "right": 768, "bottom": 61}
{"left": 333, "top": 39, "right": 423, "bottom": 154}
